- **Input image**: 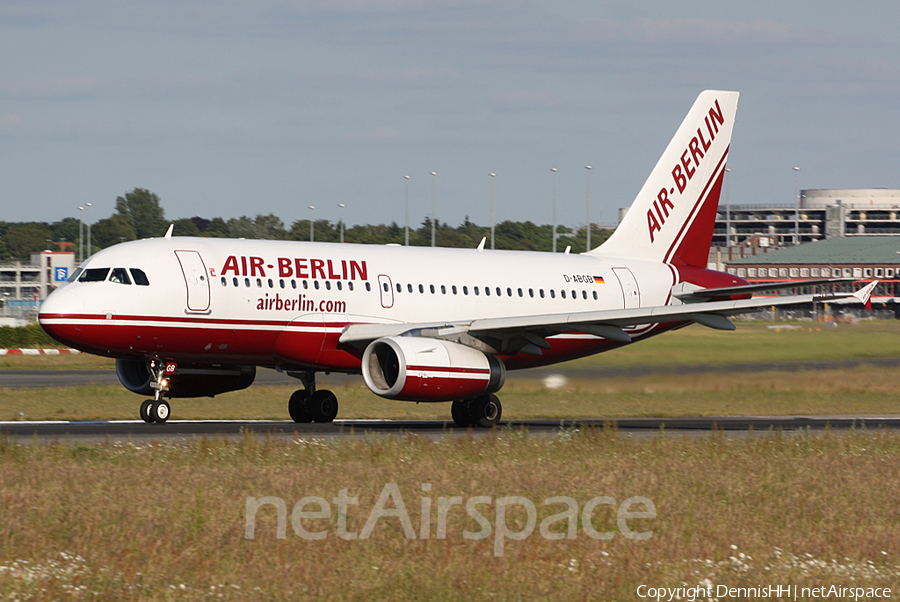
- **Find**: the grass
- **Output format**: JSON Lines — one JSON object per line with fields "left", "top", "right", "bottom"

{"left": 1, "top": 431, "right": 899, "bottom": 600}
{"left": 3, "top": 365, "right": 900, "bottom": 421}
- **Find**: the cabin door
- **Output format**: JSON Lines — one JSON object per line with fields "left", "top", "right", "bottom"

{"left": 174, "top": 250, "right": 211, "bottom": 313}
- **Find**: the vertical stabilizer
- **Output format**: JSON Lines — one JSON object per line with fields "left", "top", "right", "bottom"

{"left": 592, "top": 90, "right": 739, "bottom": 267}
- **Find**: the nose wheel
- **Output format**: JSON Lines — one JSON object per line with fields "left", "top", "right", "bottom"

{"left": 140, "top": 359, "right": 173, "bottom": 424}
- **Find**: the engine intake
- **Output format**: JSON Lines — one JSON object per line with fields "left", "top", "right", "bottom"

{"left": 116, "top": 359, "right": 256, "bottom": 398}
{"left": 361, "top": 337, "right": 506, "bottom": 402}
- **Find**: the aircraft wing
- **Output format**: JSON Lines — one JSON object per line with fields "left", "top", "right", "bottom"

{"left": 340, "top": 281, "right": 878, "bottom": 354}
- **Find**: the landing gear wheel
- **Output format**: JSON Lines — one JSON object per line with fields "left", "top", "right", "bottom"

{"left": 451, "top": 400, "right": 472, "bottom": 428}
{"left": 309, "top": 390, "right": 339, "bottom": 423}
{"left": 150, "top": 400, "right": 170, "bottom": 424}
{"left": 140, "top": 400, "right": 154, "bottom": 423}
{"left": 469, "top": 394, "right": 502, "bottom": 428}
{"left": 288, "top": 390, "right": 313, "bottom": 423}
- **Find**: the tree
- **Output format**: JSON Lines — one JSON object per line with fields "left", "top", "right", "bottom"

{"left": 171, "top": 218, "right": 202, "bottom": 237}
{"left": 115, "top": 188, "right": 167, "bottom": 240}
{"left": 91, "top": 214, "right": 137, "bottom": 250}
{"left": 3, "top": 222, "right": 53, "bottom": 260}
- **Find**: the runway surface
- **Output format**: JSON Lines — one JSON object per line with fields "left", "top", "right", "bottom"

{"left": 2, "top": 415, "right": 899, "bottom": 444}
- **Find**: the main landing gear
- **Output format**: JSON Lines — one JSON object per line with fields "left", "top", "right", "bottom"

{"left": 288, "top": 371, "right": 338, "bottom": 423}
{"left": 451, "top": 394, "right": 502, "bottom": 428}
{"left": 140, "top": 359, "right": 171, "bottom": 424}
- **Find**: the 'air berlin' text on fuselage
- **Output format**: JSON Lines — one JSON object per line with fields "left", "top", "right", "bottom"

{"left": 220, "top": 256, "right": 368, "bottom": 281}
{"left": 647, "top": 99, "right": 726, "bottom": 243}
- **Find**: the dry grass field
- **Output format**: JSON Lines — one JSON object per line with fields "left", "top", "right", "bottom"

{"left": 2, "top": 320, "right": 899, "bottom": 600}
{"left": 1, "top": 431, "right": 900, "bottom": 600}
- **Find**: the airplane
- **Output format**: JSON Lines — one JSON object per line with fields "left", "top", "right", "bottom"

{"left": 38, "top": 90, "right": 877, "bottom": 427}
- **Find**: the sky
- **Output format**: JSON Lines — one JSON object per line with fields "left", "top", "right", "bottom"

{"left": 1, "top": 1, "right": 898, "bottom": 232}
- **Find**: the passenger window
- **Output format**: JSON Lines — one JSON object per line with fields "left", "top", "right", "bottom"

{"left": 365, "top": 282, "right": 371, "bottom": 291}
{"left": 474, "top": 286, "right": 480, "bottom": 296}
{"left": 496, "top": 287, "right": 502, "bottom": 296}
{"left": 337, "top": 282, "right": 342, "bottom": 291}
{"left": 407, "top": 283, "right": 413, "bottom": 293}
{"left": 452, "top": 285, "right": 457, "bottom": 295}
{"left": 257, "top": 278, "right": 262, "bottom": 288}
{"left": 550, "top": 290, "right": 556, "bottom": 299}
{"left": 517, "top": 288, "right": 523, "bottom": 297}
{"left": 441, "top": 285, "right": 446, "bottom": 294}
{"left": 348, "top": 282, "right": 354, "bottom": 291}
{"left": 128, "top": 269, "right": 149, "bottom": 286}
{"left": 593, "top": 291, "right": 598, "bottom": 300}
{"left": 485, "top": 287, "right": 490, "bottom": 296}
{"left": 507, "top": 288, "right": 512, "bottom": 297}
{"left": 303, "top": 280, "right": 308, "bottom": 289}
{"left": 325, "top": 281, "right": 331, "bottom": 290}
{"left": 109, "top": 268, "right": 131, "bottom": 284}
{"left": 396, "top": 283, "right": 402, "bottom": 293}
{"left": 280, "top": 279, "right": 286, "bottom": 289}
{"left": 79, "top": 268, "right": 110, "bottom": 282}
{"left": 539, "top": 289, "right": 544, "bottom": 298}
{"left": 221, "top": 277, "right": 227, "bottom": 286}
{"left": 314, "top": 281, "right": 320, "bottom": 290}
{"left": 244, "top": 278, "right": 250, "bottom": 287}
{"left": 582, "top": 290, "right": 587, "bottom": 300}
{"left": 268, "top": 279, "right": 274, "bottom": 288}
{"left": 560, "top": 290, "right": 566, "bottom": 299}
{"left": 233, "top": 277, "right": 239, "bottom": 287}
{"left": 463, "top": 286, "right": 468, "bottom": 295}
{"left": 291, "top": 280, "right": 297, "bottom": 289}
{"left": 418, "top": 284, "right": 424, "bottom": 293}
{"left": 383, "top": 282, "right": 389, "bottom": 292}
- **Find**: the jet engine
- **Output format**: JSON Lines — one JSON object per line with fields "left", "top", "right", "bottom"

{"left": 361, "top": 336, "right": 506, "bottom": 402}
{"left": 116, "top": 359, "right": 256, "bottom": 398}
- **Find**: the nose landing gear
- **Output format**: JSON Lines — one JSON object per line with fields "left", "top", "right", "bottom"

{"left": 140, "top": 359, "right": 172, "bottom": 424}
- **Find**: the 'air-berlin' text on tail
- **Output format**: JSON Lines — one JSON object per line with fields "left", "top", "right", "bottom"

{"left": 593, "top": 90, "right": 739, "bottom": 268}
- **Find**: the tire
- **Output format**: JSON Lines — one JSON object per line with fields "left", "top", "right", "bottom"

{"left": 309, "top": 390, "right": 339, "bottom": 423}
{"left": 140, "top": 400, "right": 154, "bottom": 423}
{"left": 151, "top": 400, "right": 170, "bottom": 424}
{"left": 288, "top": 390, "right": 313, "bottom": 423}
{"left": 470, "top": 394, "right": 502, "bottom": 428}
{"left": 451, "top": 400, "right": 471, "bottom": 428}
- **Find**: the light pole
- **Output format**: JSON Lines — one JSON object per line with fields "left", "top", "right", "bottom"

{"left": 725, "top": 168, "right": 731, "bottom": 247}
{"left": 430, "top": 171, "right": 437, "bottom": 248}
{"left": 793, "top": 166, "right": 801, "bottom": 246}
{"left": 551, "top": 168, "right": 558, "bottom": 253}
{"left": 489, "top": 173, "right": 496, "bottom": 250}
{"left": 338, "top": 203, "right": 346, "bottom": 243}
{"left": 77, "top": 206, "right": 84, "bottom": 264}
{"left": 404, "top": 175, "right": 410, "bottom": 246}
{"left": 84, "top": 202, "right": 92, "bottom": 255}
{"left": 585, "top": 166, "right": 592, "bottom": 252}
{"left": 308, "top": 205, "right": 315, "bottom": 242}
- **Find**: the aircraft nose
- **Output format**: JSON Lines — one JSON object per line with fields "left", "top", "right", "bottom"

{"left": 38, "top": 287, "right": 86, "bottom": 347}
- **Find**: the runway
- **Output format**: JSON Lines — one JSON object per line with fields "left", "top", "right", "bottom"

{"left": 3, "top": 415, "right": 899, "bottom": 444}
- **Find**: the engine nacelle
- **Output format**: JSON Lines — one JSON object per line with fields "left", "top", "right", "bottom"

{"left": 361, "top": 337, "right": 506, "bottom": 402}
{"left": 116, "top": 359, "right": 256, "bottom": 398}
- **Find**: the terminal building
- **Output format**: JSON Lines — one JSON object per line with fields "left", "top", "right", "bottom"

{"left": 713, "top": 188, "right": 900, "bottom": 247}
{"left": 1, "top": 251, "right": 75, "bottom": 322}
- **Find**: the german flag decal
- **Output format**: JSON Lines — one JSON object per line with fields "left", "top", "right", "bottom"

{"left": 594, "top": 276, "right": 605, "bottom": 284}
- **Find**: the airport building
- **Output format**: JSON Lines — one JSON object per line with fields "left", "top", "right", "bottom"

{"left": 724, "top": 236, "right": 900, "bottom": 300}
{"left": 712, "top": 188, "right": 900, "bottom": 247}
{"left": 0, "top": 251, "right": 75, "bottom": 321}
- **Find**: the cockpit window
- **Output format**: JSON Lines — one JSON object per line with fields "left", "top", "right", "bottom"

{"left": 68, "top": 268, "right": 83, "bottom": 282}
{"left": 130, "top": 269, "right": 150, "bottom": 286}
{"left": 109, "top": 268, "right": 132, "bottom": 285}
{"left": 79, "top": 268, "right": 110, "bottom": 282}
